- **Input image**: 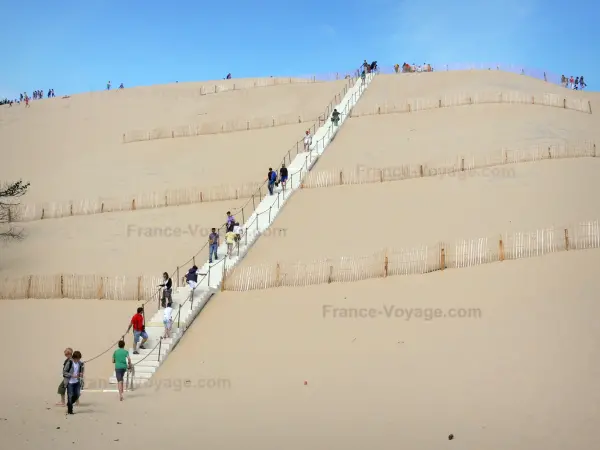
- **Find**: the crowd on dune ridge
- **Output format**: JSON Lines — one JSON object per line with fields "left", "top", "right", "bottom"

{"left": 561, "top": 75, "right": 587, "bottom": 90}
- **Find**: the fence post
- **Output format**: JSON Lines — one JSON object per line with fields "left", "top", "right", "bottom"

{"left": 531, "top": 96, "right": 534, "bottom": 104}
{"left": 200, "top": 192, "right": 203, "bottom": 203}
{"left": 247, "top": 121, "right": 250, "bottom": 130}
{"left": 137, "top": 276, "right": 142, "bottom": 301}
{"left": 339, "top": 171, "right": 343, "bottom": 185}
{"left": 275, "top": 262, "right": 281, "bottom": 286}
{"left": 26, "top": 275, "right": 32, "bottom": 298}
{"left": 589, "top": 101, "right": 593, "bottom": 114}
{"left": 384, "top": 256, "right": 389, "bottom": 277}
{"left": 221, "top": 261, "right": 227, "bottom": 292}
{"left": 563, "top": 98, "right": 566, "bottom": 109}
{"left": 499, "top": 238, "right": 504, "bottom": 261}
{"left": 176, "top": 267, "right": 180, "bottom": 287}
{"left": 439, "top": 99, "right": 442, "bottom": 108}
{"left": 440, "top": 247, "right": 446, "bottom": 271}
{"left": 420, "top": 165, "right": 424, "bottom": 177}
{"left": 408, "top": 104, "right": 411, "bottom": 113}
{"left": 378, "top": 106, "right": 381, "bottom": 114}
{"left": 132, "top": 199, "right": 136, "bottom": 210}
{"left": 60, "top": 275, "right": 64, "bottom": 298}
{"left": 328, "top": 265, "right": 333, "bottom": 283}
{"left": 460, "top": 158, "right": 465, "bottom": 171}
{"left": 594, "top": 143, "right": 597, "bottom": 157}
{"left": 564, "top": 229, "right": 569, "bottom": 250}
{"left": 98, "top": 276, "right": 104, "bottom": 299}
{"left": 70, "top": 203, "right": 73, "bottom": 216}
{"left": 100, "top": 203, "right": 104, "bottom": 213}
{"left": 214, "top": 85, "right": 217, "bottom": 93}
{"left": 548, "top": 147, "right": 552, "bottom": 159}
{"left": 41, "top": 208, "right": 45, "bottom": 220}
{"left": 272, "top": 118, "right": 275, "bottom": 127}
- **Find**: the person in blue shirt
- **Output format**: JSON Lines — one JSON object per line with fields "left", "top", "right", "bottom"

{"left": 267, "top": 168, "right": 277, "bottom": 195}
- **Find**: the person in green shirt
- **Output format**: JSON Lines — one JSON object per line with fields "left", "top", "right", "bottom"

{"left": 112, "top": 340, "right": 132, "bottom": 402}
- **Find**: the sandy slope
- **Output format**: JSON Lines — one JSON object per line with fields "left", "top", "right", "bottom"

{"left": 2, "top": 250, "right": 599, "bottom": 450}
{"left": 0, "top": 79, "right": 346, "bottom": 203}
{"left": 0, "top": 298, "right": 136, "bottom": 403}
{"left": 318, "top": 103, "right": 598, "bottom": 169}
{"left": 354, "top": 71, "right": 597, "bottom": 113}
{"left": 0, "top": 199, "right": 246, "bottom": 277}
{"left": 319, "top": 72, "right": 599, "bottom": 171}
{"left": 240, "top": 158, "right": 600, "bottom": 265}
{"left": 1, "top": 70, "right": 599, "bottom": 450}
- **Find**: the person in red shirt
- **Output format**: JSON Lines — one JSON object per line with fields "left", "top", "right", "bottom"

{"left": 125, "top": 307, "right": 148, "bottom": 354}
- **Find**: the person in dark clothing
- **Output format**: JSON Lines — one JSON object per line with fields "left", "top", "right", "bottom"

{"left": 331, "top": 109, "right": 340, "bottom": 126}
{"left": 57, "top": 347, "right": 73, "bottom": 406}
{"left": 279, "top": 164, "right": 289, "bottom": 190}
{"left": 63, "top": 350, "right": 84, "bottom": 415}
{"left": 226, "top": 211, "right": 235, "bottom": 232}
{"left": 267, "top": 168, "right": 277, "bottom": 195}
{"left": 186, "top": 265, "right": 199, "bottom": 289}
{"left": 226, "top": 73, "right": 231, "bottom": 79}
{"left": 158, "top": 271, "right": 172, "bottom": 308}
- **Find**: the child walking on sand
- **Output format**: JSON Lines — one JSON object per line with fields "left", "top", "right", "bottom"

{"left": 163, "top": 302, "right": 173, "bottom": 338}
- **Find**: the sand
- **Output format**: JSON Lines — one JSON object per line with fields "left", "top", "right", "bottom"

{"left": 2, "top": 250, "right": 600, "bottom": 449}
{"left": 354, "top": 71, "right": 597, "bottom": 113}
{"left": 319, "top": 104, "right": 598, "bottom": 169}
{"left": 240, "top": 158, "right": 600, "bottom": 265}
{"left": 0, "top": 79, "right": 346, "bottom": 203}
{"left": 0, "top": 199, "right": 248, "bottom": 277}
{"left": 0, "top": 298, "right": 136, "bottom": 403}
{"left": 1, "top": 70, "right": 599, "bottom": 450}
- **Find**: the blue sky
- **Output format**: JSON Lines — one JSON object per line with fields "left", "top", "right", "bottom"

{"left": 0, "top": 0, "right": 597, "bottom": 98}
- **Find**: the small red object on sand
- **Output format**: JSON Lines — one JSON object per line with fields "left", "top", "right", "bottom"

{"left": 304, "top": 381, "right": 308, "bottom": 385}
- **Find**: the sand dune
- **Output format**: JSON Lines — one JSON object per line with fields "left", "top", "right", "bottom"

{"left": 239, "top": 158, "right": 600, "bottom": 265}
{"left": 0, "top": 298, "right": 136, "bottom": 403}
{"left": 355, "top": 71, "right": 597, "bottom": 113}
{"left": 0, "top": 79, "right": 346, "bottom": 203}
{"left": 318, "top": 104, "right": 597, "bottom": 169}
{"left": 0, "top": 199, "right": 245, "bottom": 277}
{"left": 2, "top": 250, "right": 599, "bottom": 450}
{"left": 1, "top": 69, "right": 599, "bottom": 450}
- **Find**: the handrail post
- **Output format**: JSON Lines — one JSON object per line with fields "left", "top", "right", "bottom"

{"left": 207, "top": 265, "right": 211, "bottom": 287}
{"left": 177, "top": 305, "right": 181, "bottom": 329}
{"left": 176, "top": 266, "right": 180, "bottom": 287}
{"left": 158, "top": 337, "right": 163, "bottom": 361}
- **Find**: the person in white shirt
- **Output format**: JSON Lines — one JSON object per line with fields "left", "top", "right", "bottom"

{"left": 303, "top": 130, "right": 312, "bottom": 152}
{"left": 163, "top": 302, "right": 173, "bottom": 338}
